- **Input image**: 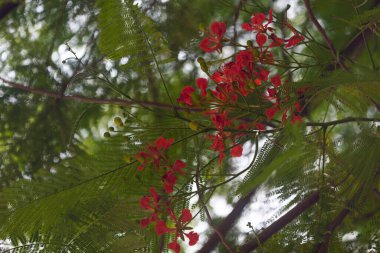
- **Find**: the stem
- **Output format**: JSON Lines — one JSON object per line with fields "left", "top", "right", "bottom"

{"left": 303, "top": 0, "right": 348, "bottom": 71}
{"left": 195, "top": 155, "right": 236, "bottom": 253}
{"left": 0, "top": 77, "right": 201, "bottom": 112}
{"left": 239, "top": 191, "right": 320, "bottom": 253}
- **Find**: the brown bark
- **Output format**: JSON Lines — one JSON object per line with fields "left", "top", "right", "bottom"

{"left": 239, "top": 191, "right": 320, "bottom": 253}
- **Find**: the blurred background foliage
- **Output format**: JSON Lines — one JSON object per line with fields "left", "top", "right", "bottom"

{"left": 0, "top": 0, "right": 379, "bottom": 252}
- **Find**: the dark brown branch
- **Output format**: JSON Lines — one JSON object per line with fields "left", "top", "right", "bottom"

{"left": 303, "top": 0, "right": 348, "bottom": 71}
{"left": 198, "top": 189, "right": 257, "bottom": 253}
{"left": 0, "top": 77, "right": 200, "bottom": 111}
{"left": 312, "top": 207, "right": 350, "bottom": 253}
{"left": 239, "top": 191, "right": 320, "bottom": 253}
{"left": 0, "top": 1, "right": 20, "bottom": 21}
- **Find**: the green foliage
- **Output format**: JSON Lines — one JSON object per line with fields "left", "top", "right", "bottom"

{"left": 0, "top": 0, "right": 380, "bottom": 252}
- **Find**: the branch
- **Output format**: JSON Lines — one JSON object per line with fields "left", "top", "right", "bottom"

{"left": 311, "top": 207, "right": 350, "bottom": 253}
{"left": 0, "top": 1, "right": 20, "bottom": 21}
{"left": 306, "top": 117, "right": 380, "bottom": 127}
{"left": 198, "top": 189, "right": 257, "bottom": 253}
{"left": 0, "top": 77, "right": 199, "bottom": 112}
{"left": 303, "top": 0, "right": 348, "bottom": 71}
{"left": 239, "top": 191, "right": 320, "bottom": 253}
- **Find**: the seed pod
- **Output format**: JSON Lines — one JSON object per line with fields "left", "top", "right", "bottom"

{"left": 114, "top": 117, "right": 124, "bottom": 127}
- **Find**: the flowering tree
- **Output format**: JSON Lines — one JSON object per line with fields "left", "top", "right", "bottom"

{"left": 0, "top": 0, "right": 379, "bottom": 253}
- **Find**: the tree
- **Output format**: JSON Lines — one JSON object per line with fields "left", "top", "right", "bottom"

{"left": 0, "top": 0, "right": 379, "bottom": 252}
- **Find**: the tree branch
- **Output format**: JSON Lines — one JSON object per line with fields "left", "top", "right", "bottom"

{"left": 0, "top": 77, "right": 200, "bottom": 112}
{"left": 239, "top": 191, "right": 320, "bottom": 253}
{"left": 306, "top": 117, "right": 380, "bottom": 127}
{"left": 311, "top": 207, "right": 350, "bottom": 253}
{"left": 0, "top": 1, "right": 20, "bottom": 21}
{"left": 303, "top": 0, "right": 348, "bottom": 71}
{"left": 198, "top": 189, "right": 257, "bottom": 253}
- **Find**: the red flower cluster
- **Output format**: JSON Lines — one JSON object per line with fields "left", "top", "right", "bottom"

{"left": 177, "top": 9, "right": 305, "bottom": 163}
{"left": 134, "top": 136, "right": 174, "bottom": 171}
{"left": 199, "top": 21, "right": 226, "bottom": 53}
{"left": 132, "top": 10, "right": 307, "bottom": 253}
{"left": 135, "top": 136, "right": 199, "bottom": 252}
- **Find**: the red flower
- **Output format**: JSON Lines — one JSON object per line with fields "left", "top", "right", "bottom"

{"left": 196, "top": 78, "right": 208, "bottom": 97}
{"left": 155, "top": 220, "right": 172, "bottom": 236}
{"left": 269, "top": 33, "right": 284, "bottom": 47}
{"left": 156, "top": 136, "right": 174, "bottom": 150}
{"left": 135, "top": 136, "right": 174, "bottom": 171}
{"left": 265, "top": 107, "right": 279, "bottom": 121}
{"left": 294, "top": 101, "right": 302, "bottom": 113}
{"left": 256, "top": 123, "right": 265, "bottom": 131}
{"left": 256, "top": 33, "right": 267, "bottom": 49}
{"left": 231, "top": 144, "right": 243, "bottom": 157}
{"left": 181, "top": 209, "right": 192, "bottom": 223}
{"left": 168, "top": 241, "right": 181, "bottom": 253}
{"left": 173, "top": 160, "right": 186, "bottom": 175}
{"left": 242, "top": 9, "right": 273, "bottom": 33}
{"left": 286, "top": 34, "right": 304, "bottom": 48}
{"left": 282, "top": 111, "right": 288, "bottom": 124}
{"left": 291, "top": 114, "right": 302, "bottom": 124}
{"left": 140, "top": 217, "right": 150, "bottom": 228}
{"left": 185, "top": 231, "right": 199, "bottom": 246}
{"left": 236, "top": 50, "right": 254, "bottom": 69}
{"left": 199, "top": 21, "right": 226, "bottom": 53}
{"left": 163, "top": 170, "right": 177, "bottom": 193}
{"left": 177, "top": 86, "right": 195, "bottom": 106}
{"left": 270, "top": 74, "right": 281, "bottom": 87}
{"left": 140, "top": 196, "right": 151, "bottom": 210}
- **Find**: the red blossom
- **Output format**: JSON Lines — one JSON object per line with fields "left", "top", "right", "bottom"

{"left": 185, "top": 231, "right": 200, "bottom": 246}
{"left": 140, "top": 217, "right": 150, "bottom": 228}
{"left": 265, "top": 107, "right": 279, "bottom": 121}
{"left": 286, "top": 34, "right": 305, "bottom": 48}
{"left": 256, "top": 123, "right": 265, "bottom": 131}
{"left": 291, "top": 114, "right": 303, "bottom": 124}
{"left": 177, "top": 86, "right": 195, "bottom": 106}
{"left": 294, "top": 101, "right": 302, "bottom": 113}
{"left": 231, "top": 144, "right": 243, "bottom": 157}
{"left": 269, "top": 33, "right": 284, "bottom": 47}
{"left": 270, "top": 74, "right": 282, "bottom": 87}
{"left": 242, "top": 10, "right": 273, "bottom": 33}
{"left": 140, "top": 196, "right": 151, "bottom": 210}
{"left": 199, "top": 21, "right": 226, "bottom": 53}
{"left": 196, "top": 78, "right": 208, "bottom": 97}
{"left": 173, "top": 160, "right": 186, "bottom": 175}
{"left": 181, "top": 209, "right": 192, "bottom": 223}
{"left": 155, "top": 220, "right": 172, "bottom": 236}
{"left": 256, "top": 33, "right": 267, "bottom": 49}
{"left": 163, "top": 171, "right": 177, "bottom": 193}
{"left": 135, "top": 137, "right": 174, "bottom": 171}
{"left": 282, "top": 111, "right": 288, "bottom": 124}
{"left": 156, "top": 136, "right": 174, "bottom": 150}
{"left": 168, "top": 241, "right": 181, "bottom": 253}
{"left": 236, "top": 50, "right": 254, "bottom": 68}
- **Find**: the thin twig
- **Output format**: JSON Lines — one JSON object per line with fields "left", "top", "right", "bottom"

{"left": 195, "top": 155, "right": 236, "bottom": 253}
{"left": 303, "top": 0, "right": 348, "bottom": 71}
